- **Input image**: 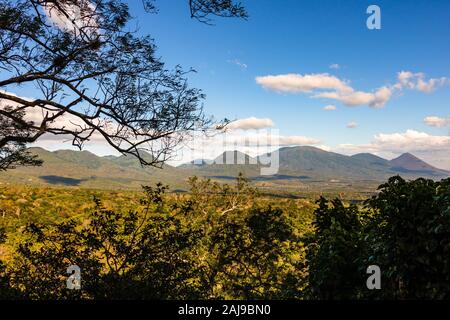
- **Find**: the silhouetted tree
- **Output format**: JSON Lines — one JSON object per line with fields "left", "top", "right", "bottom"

{"left": 306, "top": 176, "right": 450, "bottom": 300}
{"left": 305, "top": 197, "right": 364, "bottom": 299}
{"left": 363, "top": 176, "right": 450, "bottom": 299}
{"left": 0, "top": 107, "right": 43, "bottom": 170}
{"left": 188, "top": 0, "right": 247, "bottom": 24}
{"left": 0, "top": 0, "right": 247, "bottom": 170}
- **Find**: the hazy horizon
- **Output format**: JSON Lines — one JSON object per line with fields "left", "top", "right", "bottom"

{"left": 26, "top": 144, "right": 450, "bottom": 171}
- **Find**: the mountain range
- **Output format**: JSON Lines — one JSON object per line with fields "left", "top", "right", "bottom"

{"left": 0, "top": 146, "right": 448, "bottom": 191}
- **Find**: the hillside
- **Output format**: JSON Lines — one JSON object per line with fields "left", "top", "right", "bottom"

{"left": 186, "top": 146, "right": 450, "bottom": 182}
{"left": 0, "top": 147, "right": 192, "bottom": 190}
{"left": 274, "top": 146, "right": 391, "bottom": 180}
{"left": 0, "top": 147, "right": 448, "bottom": 191}
{"left": 389, "top": 153, "right": 450, "bottom": 175}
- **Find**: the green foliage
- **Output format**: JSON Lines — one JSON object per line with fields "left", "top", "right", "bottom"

{"left": 363, "top": 176, "right": 450, "bottom": 299}
{"left": 0, "top": 185, "right": 143, "bottom": 233}
{"left": 6, "top": 186, "right": 204, "bottom": 299}
{"left": 305, "top": 176, "right": 450, "bottom": 300}
{"left": 2, "top": 175, "right": 450, "bottom": 300}
{"left": 1, "top": 176, "right": 313, "bottom": 299}
{"left": 203, "top": 206, "right": 305, "bottom": 299}
{"left": 0, "top": 227, "right": 19, "bottom": 299}
{"left": 305, "top": 197, "right": 364, "bottom": 299}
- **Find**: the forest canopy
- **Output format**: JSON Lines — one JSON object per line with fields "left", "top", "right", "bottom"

{"left": 0, "top": 175, "right": 449, "bottom": 299}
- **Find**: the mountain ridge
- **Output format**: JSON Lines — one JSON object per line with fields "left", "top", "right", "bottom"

{"left": 1, "top": 146, "right": 448, "bottom": 190}
{"left": 182, "top": 146, "right": 450, "bottom": 181}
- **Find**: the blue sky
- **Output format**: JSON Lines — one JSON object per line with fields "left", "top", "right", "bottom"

{"left": 127, "top": 0, "right": 450, "bottom": 168}
{"left": 29, "top": 0, "right": 450, "bottom": 168}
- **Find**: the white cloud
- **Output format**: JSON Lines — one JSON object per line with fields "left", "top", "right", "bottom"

{"left": 373, "top": 130, "right": 450, "bottom": 151}
{"left": 346, "top": 121, "right": 358, "bottom": 129}
{"left": 338, "top": 129, "right": 450, "bottom": 154}
{"left": 256, "top": 71, "right": 449, "bottom": 108}
{"left": 395, "top": 71, "right": 448, "bottom": 93}
{"left": 315, "top": 86, "right": 393, "bottom": 108}
{"left": 173, "top": 128, "right": 321, "bottom": 166}
{"left": 323, "top": 104, "right": 337, "bottom": 111}
{"left": 316, "top": 144, "right": 332, "bottom": 152}
{"left": 43, "top": 0, "right": 98, "bottom": 35}
{"left": 278, "top": 135, "right": 321, "bottom": 146}
{"left": 228, "top": 59, "right": 248, "bottom": 70}
{"left": 226, "top": 117, "right": 275, "bottom": 130}
{"left": 329, "top": 64, "right": 340, "bottom": 70}
{"left": 216, "top": 131, "right": 320, "bottom": 147}
{"left": 424, "top": 116, "right": 450, "bottom": 127}
{"left": 255, "top": 73, "right": 353, "bottom": 94}
{"left": 336, "top": 129, "right": 450, "bottom": 169}
{"left": 0, "top": 91, "right": 94, "bottom": 134}
{"left": 0, "top": 90, "right": 110, "bottom": 145}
